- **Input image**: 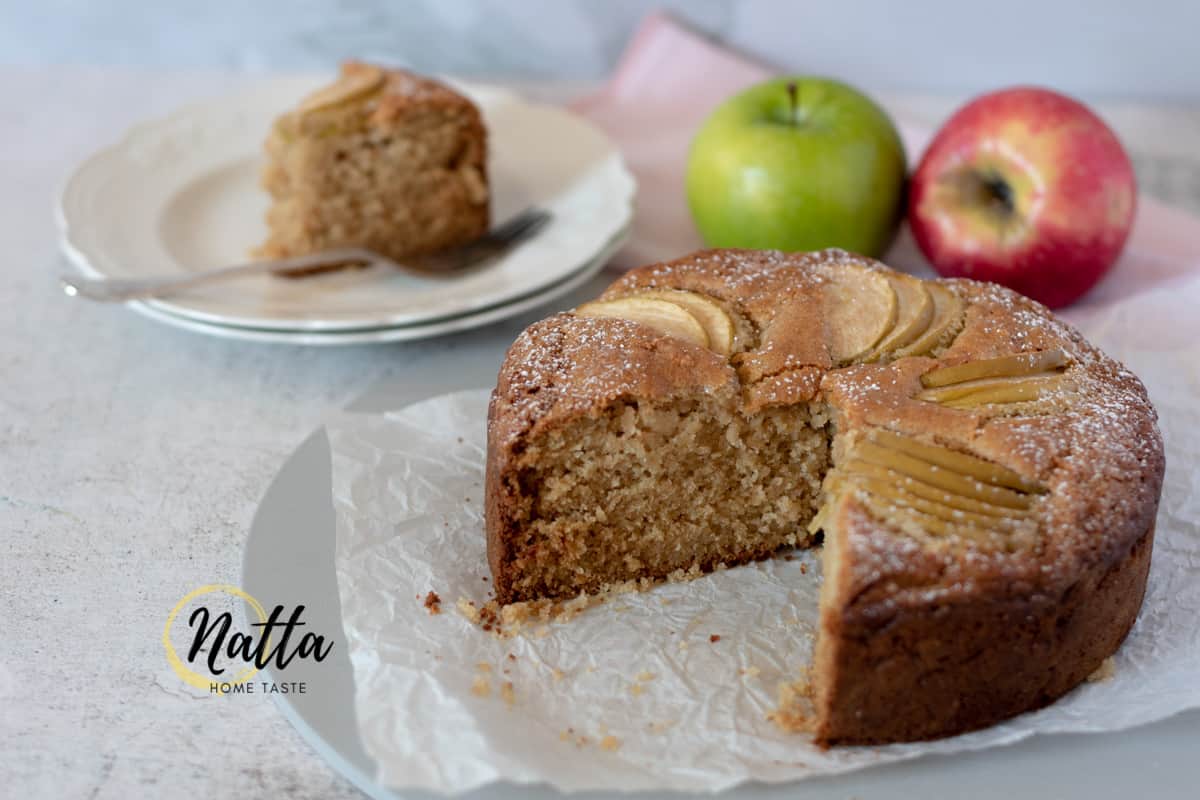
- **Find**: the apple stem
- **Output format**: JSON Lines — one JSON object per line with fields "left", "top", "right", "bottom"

{"left": 984, "top": 175, "right": 1016, "bottom": 215}
{"left": 787, "top": 81, "right": 798, "bottom": 126}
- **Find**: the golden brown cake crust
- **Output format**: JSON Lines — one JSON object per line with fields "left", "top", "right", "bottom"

{"left": 484, "top": 248, "right": 1164, "bottom": 745}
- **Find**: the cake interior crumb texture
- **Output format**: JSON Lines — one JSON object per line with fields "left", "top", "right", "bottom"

{"left": 257, "top": 62, "right": 490, "bottom": 261}
{"left": 503, "top": 397, "right": 831, "bottom": 601}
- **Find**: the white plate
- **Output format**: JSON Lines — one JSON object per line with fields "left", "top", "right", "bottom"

{"left": 57, "top": 76, "right": 634, "bottom": 332}
{"left": 126, "top": 227, "right": 624, "bottom": 345}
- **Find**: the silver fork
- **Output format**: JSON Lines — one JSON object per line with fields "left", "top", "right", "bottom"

{"left": 60, "top": 207, "right": 552, "bottom": 303}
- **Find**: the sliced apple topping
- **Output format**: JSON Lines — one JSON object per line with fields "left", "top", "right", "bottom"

{"left": 865, "top": 429, "right": 1045, "bottom": 493}
{"left": 575, "top": 297, "right": 710, "bottom": 350}
{"left": 918, "top": 349, "right": 1070, "bottom": 408}
{"left": 843, "top": 460, "right": 1033, "bottom": 517}
{"left": 853, "top": 440, "right": 1034, "bottom": 509}
{"left": 942, "top": 380, "right": 1067, "bottom": 408}
{"left": 299, "top": 65, "right": 386, "bottom": 115}
{"left": 638, "top": 290, "right": 736, "bottom": 356}
{"left": 925, "top": 375, "right": 1068, "bottom": 408}
{"left": 825, "top": 424, "right": 1041, "bottom": 537}
{"left": 893, "top": 283, "right": 964, "bottom": 358}
{"left": 921, "top": 349, "right": 1069, "bottom": 388}
{"left": 852, "top": 476, "right": 1028, "bottom": 529}
{"left": 864, "top": 274, "right": 934, "bottom": 360}
{"left": 823, "top": 427, "right": 1047, "bottom": 546}
{"left": 823, "top": 268, "right": 898, "bottom": 364}
{"left": 809, "top": 429, "right": 1046, "bottom": 544}
{"left": 858, "top": 499, "right": 1016, "bottom": 546}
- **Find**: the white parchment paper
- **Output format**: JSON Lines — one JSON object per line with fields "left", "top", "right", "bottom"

{"left": 328, "top": 276, "right": 1200, "bottom": 795}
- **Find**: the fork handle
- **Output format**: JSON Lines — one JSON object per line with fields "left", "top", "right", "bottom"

{"left": 60, "top": 247, "right": 377, "bottom": 302}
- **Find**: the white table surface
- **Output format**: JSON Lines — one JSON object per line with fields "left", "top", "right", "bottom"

{"left": 3, "top": 66, "right": 1199, "bottom": 798}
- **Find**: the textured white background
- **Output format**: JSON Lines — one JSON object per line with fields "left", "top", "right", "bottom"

{"left": 6, "top": 0, "right": 1200, "bottom": 99}
{"left": 4, "top": 16, "right": 1200, "bottom": 797}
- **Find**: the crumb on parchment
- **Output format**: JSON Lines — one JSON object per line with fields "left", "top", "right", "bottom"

{"left": 456, "top": 597, "right": 481, "bottom": 623}
{"left": 767, "top": 668, "right": 814, "bottom": 732}
{"left": 470, "top": 675, "right": 490, "bottom": 698}
{"left": 455, "top": 568, "right": 716, "bottom": 638}
{"left": 558, "top": 727, "right": 621, "bottom": 751}
{"left": 422, "top": 591, "right": 441, "bottom": 614}
{"left": 1088, "top": 656, "right": 1116, "bottom": 682}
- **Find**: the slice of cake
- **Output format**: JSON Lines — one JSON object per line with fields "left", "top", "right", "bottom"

{"left": 257, "top": 61, "right": 489, "bottom": 261}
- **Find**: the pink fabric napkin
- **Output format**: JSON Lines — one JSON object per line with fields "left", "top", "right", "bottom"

{"left": 573, "top": 13, "right": 1200, "bottom": 323}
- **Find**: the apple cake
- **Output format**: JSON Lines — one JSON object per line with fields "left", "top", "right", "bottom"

{"left": 485, "top": 248, "right": 1163, "bottom": 746}
{"left": 256, "top": 61, "right": 489, "bottom": 261}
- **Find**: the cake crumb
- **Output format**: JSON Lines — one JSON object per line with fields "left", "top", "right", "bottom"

{"left": 710, "top": 634, "right": 721, "bottom": 643}
{"left": 628, "top": 683, "right": 645, "bottom": 697}
{"left": 464, "top": 572, "right": 726, "bottom": 638}
{"left": 1087, "top": 656, "right": 1116, "bottom": 683}
{"left": 800, "top": 562, "right": 808, "bottom": 575}
{"left": 599, "top": 735, "right": 621, "bottom": 752}
{"left": 423, "top": 591, "right": 442, "bottom": 614}
{"left": 476, "top": 662, "right": 492, "bottom": 673}
{"left": 471, "top": 675, "right": 491, "bottom": 698}
{"left": 456, "top": 597, "right": 481, "bottom": 623}
{"left": 501, "top": 681, "right": 516, "bottom": 707}
{"left": 767, "top": 669, "right": 814, "bottom": 732}
{"left": 635, "top": 671, "right": 657, "bottom": 682}
{"left": 551, "top": 668, "right": 565, "bottom": 682}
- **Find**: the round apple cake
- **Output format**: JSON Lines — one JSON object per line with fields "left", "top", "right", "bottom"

{"left": 484, "top": 248, "right": 1163, "bottom": 745}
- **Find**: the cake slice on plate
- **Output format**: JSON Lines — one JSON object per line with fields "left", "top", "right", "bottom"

{"left": 257, "top": 61, "right": 489, "bottom": 261}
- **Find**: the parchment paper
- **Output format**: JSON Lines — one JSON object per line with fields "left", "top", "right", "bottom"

{"left": 328, "top": 274, "right": 1200, "bottom": 795}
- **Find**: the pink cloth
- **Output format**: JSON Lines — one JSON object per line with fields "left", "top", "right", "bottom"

{"left": 574, "top": 13, "right": 1200, "bottom": 320}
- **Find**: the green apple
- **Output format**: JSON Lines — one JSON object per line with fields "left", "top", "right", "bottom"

{"left": 686, "top": 77, "right": 906, "bottom": 257}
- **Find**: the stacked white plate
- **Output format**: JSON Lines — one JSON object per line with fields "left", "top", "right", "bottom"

{"left": 57, "top": 77, "right": 635, "bottom": 345}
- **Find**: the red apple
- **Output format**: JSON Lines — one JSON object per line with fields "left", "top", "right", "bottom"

{"left": 908, "top": 87, "right": 1136, "bottom": 309}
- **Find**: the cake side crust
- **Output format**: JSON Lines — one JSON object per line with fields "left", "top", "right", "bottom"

{"left": 811, "top": 514, "right": 1156, "bottom": 745}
